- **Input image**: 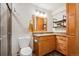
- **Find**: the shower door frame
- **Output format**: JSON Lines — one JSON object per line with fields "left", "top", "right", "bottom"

{"left": 0, "top": 3, "right": 1, "bottom": 56}
{"left": 6, "top": 3, "right": 12, "bottom": 56}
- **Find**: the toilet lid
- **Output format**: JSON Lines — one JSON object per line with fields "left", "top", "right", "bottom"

{"left": 20, "top": 47, "right": 32, "bottom": 55}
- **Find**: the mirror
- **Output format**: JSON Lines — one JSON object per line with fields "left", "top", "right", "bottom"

{"left": 29, "top": 15, "right": 47, "bottom": 32}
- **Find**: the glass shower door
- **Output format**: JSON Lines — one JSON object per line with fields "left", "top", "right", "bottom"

{"left": 0, "top": 3, "right": 12, "bottom": 56}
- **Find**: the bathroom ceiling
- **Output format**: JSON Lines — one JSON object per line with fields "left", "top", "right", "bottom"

{"left": 32, "top": 3, "right": 65, "bottom": 12}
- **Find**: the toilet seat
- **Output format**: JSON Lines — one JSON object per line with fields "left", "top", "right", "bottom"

{"left": 20, "top": 47, "right": 32, "bottom": 56}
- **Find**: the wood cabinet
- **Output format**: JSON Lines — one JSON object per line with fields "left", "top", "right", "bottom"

{"left": 56, "top": 36, "right": 67, "bottom": 55}
{"left": 66, "top": 3, "right": 79, "bottom": 55}
{"left": 67, "top": 36, "right": 76, "bottom": 56}
{"left": 67, "top": 4, "right": 76, "bottom": 15}
{"left": 33, "top": 35, "right": 56, "bottom": 56}
{"left": 67, "top": 3, "right": 76, "bottom": 35}
{"left": 56, "top": 4, "right": 79, "bottom": 56}
{"left": 76, "top": 4, "right": 79, "bottom": 55}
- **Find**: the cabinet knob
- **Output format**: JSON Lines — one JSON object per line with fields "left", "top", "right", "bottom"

{"left": 34, "top": 39, "right": 38, "bottom": 43}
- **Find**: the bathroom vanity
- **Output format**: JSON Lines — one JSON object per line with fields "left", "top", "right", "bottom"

{"left": 32, "top": 3, "right": 79, "bottom": 56}
{"left": 33, "top": 33, "right": 56, "bottom": 56}
{"left": 33, "top": 32, "right": 68, "bottom": 56}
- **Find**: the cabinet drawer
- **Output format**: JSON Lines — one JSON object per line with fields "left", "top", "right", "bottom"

{"left": 33, "top": 35, "right": 55, "bottom": 56}
{"left": 57, "top": 45, "right": 67, "bottom": 55}
{"left": 56, "top": 39, "right": 66, "bottom": 48}
{"left": 56, "top": 36, "right": 67, "bottom": 46}
{"left": 56, "top": 36, "right": 67, "bottom": 55}
{"left": 56, "top": 36, "right": 67, "bottom": 41}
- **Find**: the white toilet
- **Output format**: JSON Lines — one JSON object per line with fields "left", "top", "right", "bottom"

{"left": 18, "top": 35, "right": 32, "bottom": 56}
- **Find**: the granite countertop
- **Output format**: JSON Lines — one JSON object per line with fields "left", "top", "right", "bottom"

{"left": 53, "top": 32, "right": 67, "bottom": 36}
{"left": 33, "top": 32, "right": 67, "bottom": 36}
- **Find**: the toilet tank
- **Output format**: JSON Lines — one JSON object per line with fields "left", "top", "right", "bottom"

{"left": 18, "top": 34, "right": 32, "bottom": 48}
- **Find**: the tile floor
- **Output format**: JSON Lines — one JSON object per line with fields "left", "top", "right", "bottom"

{"left": 45, "top": 51, "right": 65, "bottom": 56}
{"left": 33, "top": 51, "right": 65, "bottom": 56}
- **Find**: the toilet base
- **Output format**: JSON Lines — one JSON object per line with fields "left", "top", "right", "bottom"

{"left": 17, "top": 53, "right": 32, "bottom": 56}
{"left": 20, "top": 47, "right": 32, "bottom": 56}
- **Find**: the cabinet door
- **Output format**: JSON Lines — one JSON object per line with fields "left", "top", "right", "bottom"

{"left": 67, "top": 14, "right": 76, "bottom": 35}
{"left": 68, "top": 36, "right": 76, "bottom": 56}
{"left": 67, "top": 3, "right": 76, "bottom": 35}
{"left": 37, "top": 37, "right": 49, "bottom": 56}
{"left": 34, "top": 36, "right": 55, "bottom": 56}
{"left": 38, "top": 40, "right": 46, "bottom": 56}
{"left": 48, "top": 36, "right": 55, "bottom": 51}
{"left": 67, "top": 3, "right": 76, "bottom": 15}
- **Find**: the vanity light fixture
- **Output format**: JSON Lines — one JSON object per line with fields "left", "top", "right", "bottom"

{"left": 34, "top": 10, "right": 47, "bottom": 18}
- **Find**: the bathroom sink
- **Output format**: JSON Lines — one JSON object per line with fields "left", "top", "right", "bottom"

{"left": 33, "top": 32, "right": 66, "bottom": 36}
